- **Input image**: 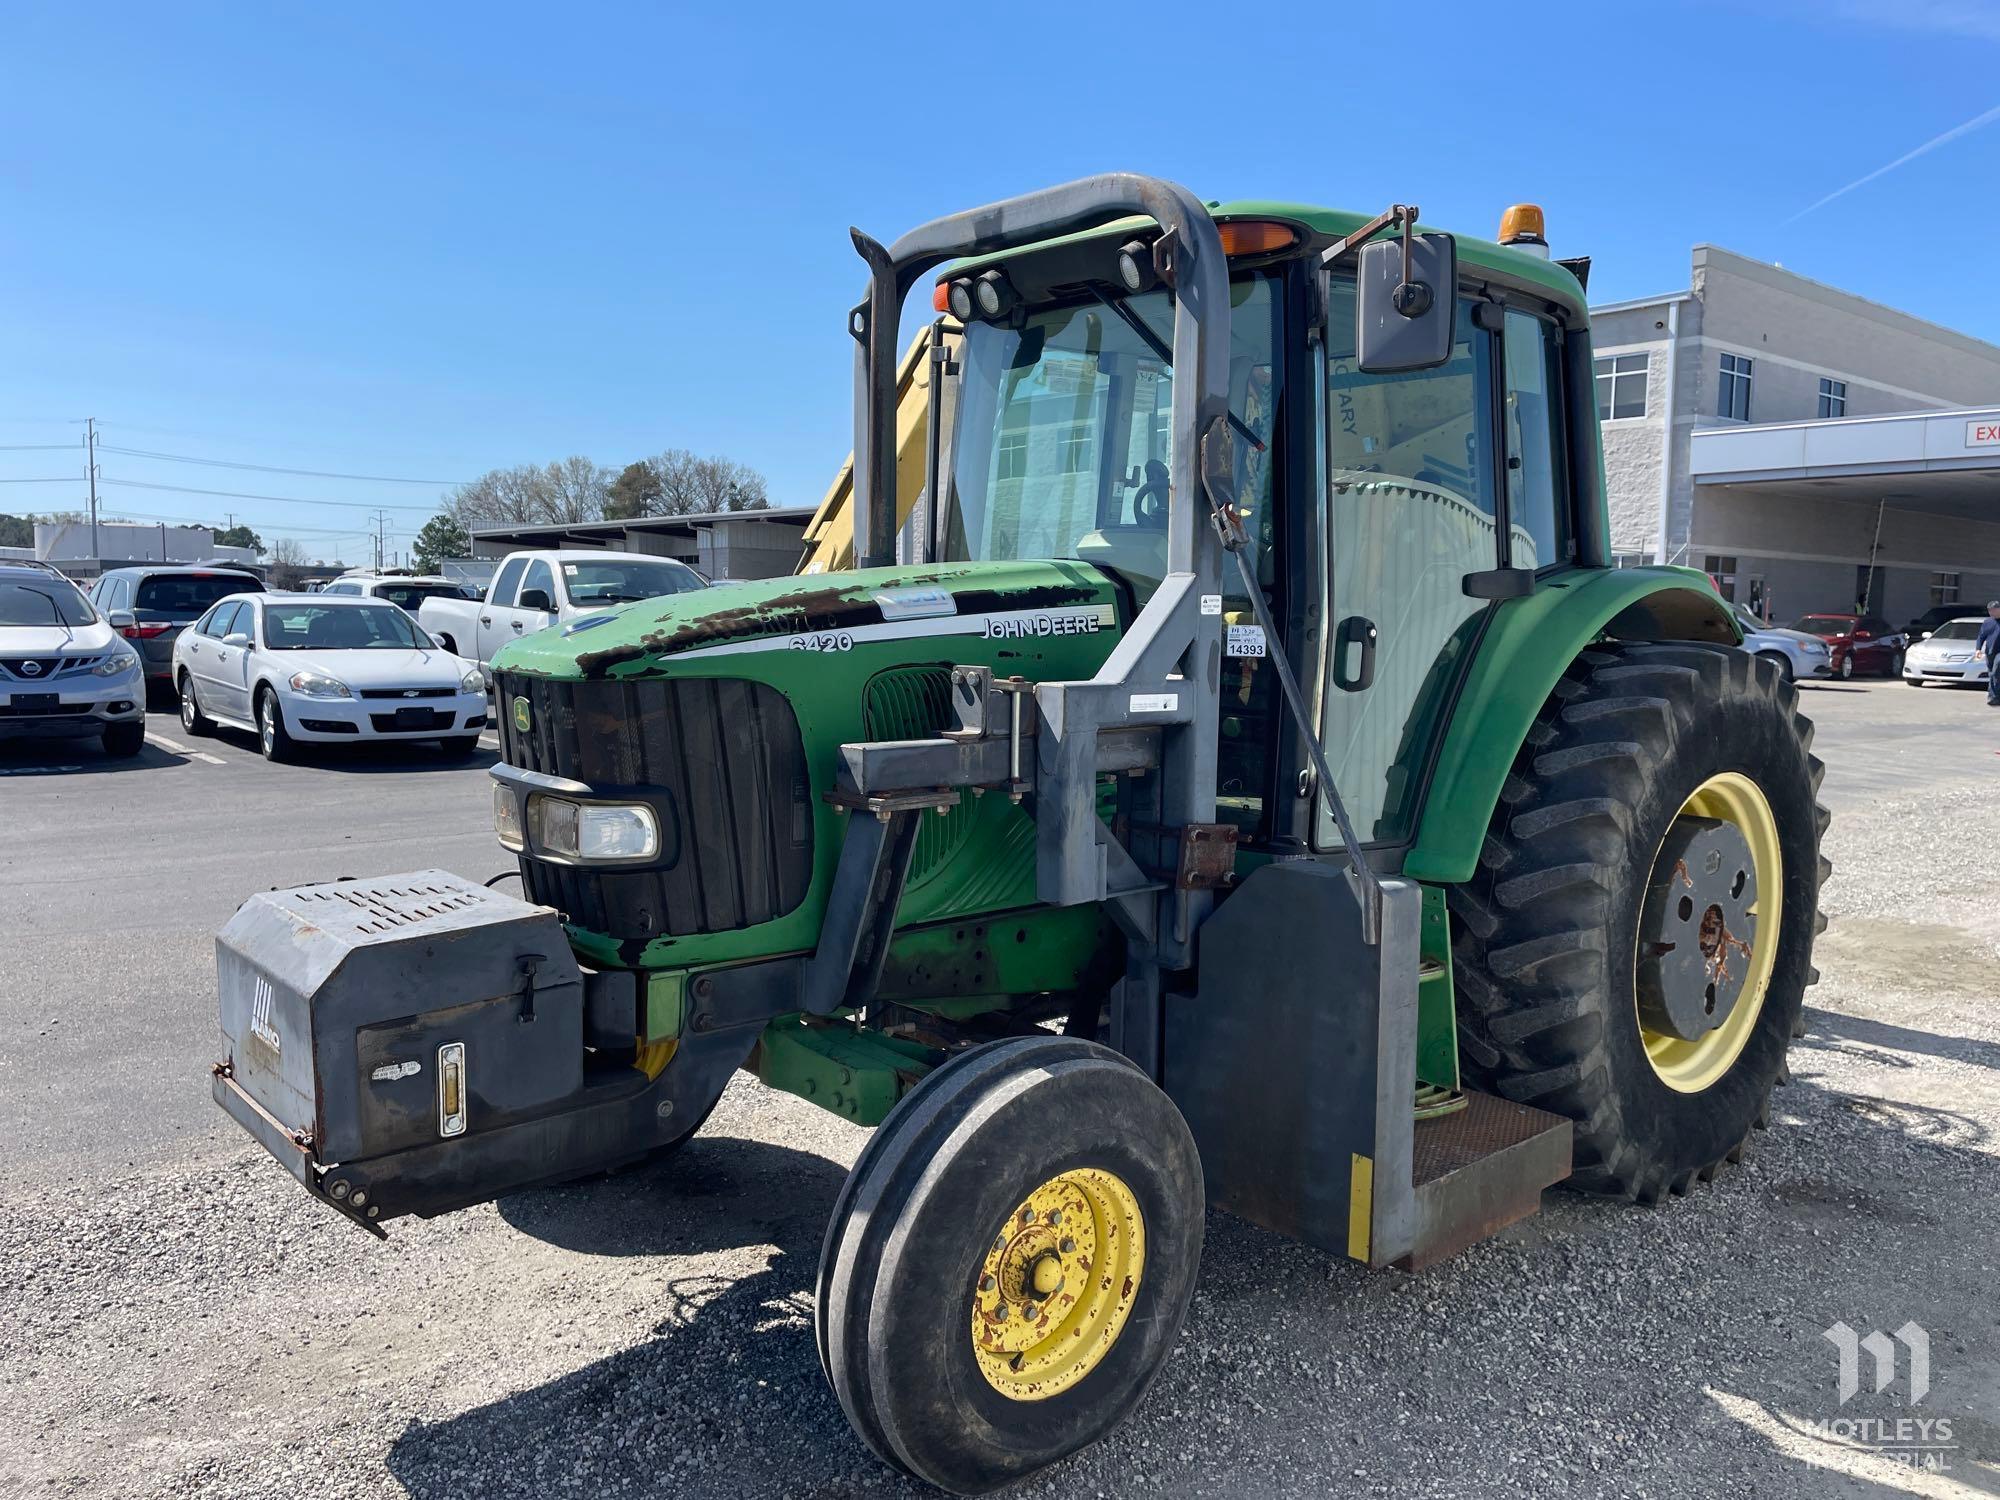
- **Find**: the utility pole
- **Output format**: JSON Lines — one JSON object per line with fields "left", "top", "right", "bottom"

{"left": 372, "top": 511, "right": 391, "bottom": 572}
{"left": 84, "top": 417, "right": 100, "bottom": 562}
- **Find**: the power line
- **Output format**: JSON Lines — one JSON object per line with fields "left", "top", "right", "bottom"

{"left": 0, "top": 477, "right": 78, "bottom": 483}
{"left": 0, "top": 444, "right": 77, "bottom": 451}
{"left": 102, "top": 478, "right": 440, "bottom": 513}
{"left": 97, "top": 443, "right": 467, "bottom": 486}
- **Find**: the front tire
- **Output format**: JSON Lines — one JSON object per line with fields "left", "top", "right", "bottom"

{"left": 1755, "top": 650, "right": 1793, "bottom": 683}
{"left": 1451, "top": 642, "right": 1827, "bottom": 1203}
{"left": 101, "top": 721, "right": 145, "bottom": 757}
{"left": 816, "top": 1037, "right": 1203, "bottom": 1495}
{"left": 256, "top": 689, "right": 295, "bottom": 763}
{"left": 178, "top": 675, "right": 214, "bottom": 735}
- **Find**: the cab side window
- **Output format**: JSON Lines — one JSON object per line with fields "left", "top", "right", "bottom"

{"left": 520, "top": 559, "right": 556, "bottom": 608}
{"left": 1500, "top": 309, "right": 1572, "bottom": 571}
{"left": 489, "top": 558, "right": 527, "bottom": 606}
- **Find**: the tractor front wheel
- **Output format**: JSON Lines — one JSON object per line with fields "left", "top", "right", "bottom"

{"left": 1451, "top": 642, "right": 1828, "bottom": 1202}
{"left": 816, "top": 1036, "right": 1203, "bottom": 1494}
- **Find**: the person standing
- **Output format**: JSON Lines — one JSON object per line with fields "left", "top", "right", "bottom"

{"left": 1980, "top": 600, "right": 2000, "bottom": 707}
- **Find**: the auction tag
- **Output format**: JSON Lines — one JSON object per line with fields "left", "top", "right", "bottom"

{"left": 1226, "top": 624, "right": 1266, "bottom": 658}
{"left": 1199, "top": 594, "right": 1222, "bottom": 615}
{"left": 1129, "top": 693, "right": 1180, "bottom": 714}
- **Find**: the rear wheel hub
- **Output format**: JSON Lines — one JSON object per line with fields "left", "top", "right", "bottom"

{"left": 1639, "top": 814, "right": 1758, "bottom": 1041}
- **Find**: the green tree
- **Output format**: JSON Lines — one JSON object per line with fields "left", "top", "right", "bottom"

{"left": 0, "top": 514, "right": 34, "bottom": 549}
{"left": 210, "top": 524, "right": 264, "bottom": 552}
{"left": 412, "top": 512, "right": 471, "bottom": 573}
{"left": 604, "top": 460, "right": 663, "bottom": 520}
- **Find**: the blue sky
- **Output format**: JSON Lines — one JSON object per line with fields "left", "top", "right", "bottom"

{"left": 4, "top": 0, "right": 1997, "bottom": 562}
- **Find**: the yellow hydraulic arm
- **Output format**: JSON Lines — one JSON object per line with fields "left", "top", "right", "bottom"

{"left": 798, "top": 322, "right": 959, "bottom": 574}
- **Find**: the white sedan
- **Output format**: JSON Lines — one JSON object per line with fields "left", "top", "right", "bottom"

{"left": 171, "top": 593, "right": 489, "bottom": 760}
{"left": 1902, "top": 617, "right": 1990, "bottom": 688}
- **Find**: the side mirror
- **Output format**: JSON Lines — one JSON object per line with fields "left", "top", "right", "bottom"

{"left": 1356, "top": 233, "right": 1457, "bottom": 373}
{"left": 517, "top": 588, "right": 554, "bottom": 614}
{"left": 107, "top": 609, "right": 136, "bottom": 632}
{"left": 223, "top": 631, "right": 253, "bottom": 648}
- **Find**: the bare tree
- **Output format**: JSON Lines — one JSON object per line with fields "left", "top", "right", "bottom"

{"left": 267, "top": 537, "right": 311, "bottom": 589}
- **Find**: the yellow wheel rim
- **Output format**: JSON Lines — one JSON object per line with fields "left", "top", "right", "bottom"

{"left": 969, "top": 1167, "right": 1145, "bottom": 1401}
{"left": 1638, "top": 772, "right": 1783, "bottom": 1094}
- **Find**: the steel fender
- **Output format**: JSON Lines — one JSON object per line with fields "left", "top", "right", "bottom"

{"left": 1402, "top": 566, "right": 1735, "bottom": 885}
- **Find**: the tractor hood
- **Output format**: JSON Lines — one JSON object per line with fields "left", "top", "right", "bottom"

{"left": 492, "top": 559, "right": 1123, "bottom": 682}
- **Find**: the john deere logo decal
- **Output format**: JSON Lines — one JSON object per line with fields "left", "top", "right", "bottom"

{"left": 511, "top": 696, "right": 531, "bottom": 733}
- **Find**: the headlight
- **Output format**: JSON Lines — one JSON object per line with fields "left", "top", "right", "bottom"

{"left": 460, "top": 667, "right": 483, "bottom": 691}
{"left": 493, "top": 784, "right": 525, "bottom": 852}
{"left": 531, "top": 796, "right": 659, "bottom": 862}
{"left": 91, "top": 648, "right": 139, "bottom": 677}
{"left": 288, "top": 670, "right": 351, "bottom": 699}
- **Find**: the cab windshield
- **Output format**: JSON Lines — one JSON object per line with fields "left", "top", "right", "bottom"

{"left": 942, "top": 271, "right": 1282, "bottom": 593}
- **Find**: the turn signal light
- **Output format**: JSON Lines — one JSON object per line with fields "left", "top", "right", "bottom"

{"left": 932, "top": 282, "right": 952, "bottom": 313}
{"left": 1216, "top": 220, "right": 1299, "bottom": 257}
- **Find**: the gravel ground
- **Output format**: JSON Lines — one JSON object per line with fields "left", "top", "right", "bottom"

{"left": 4, "top": 682, "right": 1998, "bottom": 1499}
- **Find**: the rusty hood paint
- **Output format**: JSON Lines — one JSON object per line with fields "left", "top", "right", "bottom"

{"left": 490, "top": 559, "right": 1122, "bottom": 682}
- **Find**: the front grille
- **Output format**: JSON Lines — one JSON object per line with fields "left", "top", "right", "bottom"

{"left": 359, "top": 687, "right": 455, "bottom": 700}
{"left": 369, "top": 708, "right": 454, "bottom": 732}
{"left": 0, "top": 656, "right": 97, "bottom": 681}
{"left": 496, "top": 672, "right": 812, "bottom": 939}
{"left": 862, "top": 666, "right": 973, "bottom": 885}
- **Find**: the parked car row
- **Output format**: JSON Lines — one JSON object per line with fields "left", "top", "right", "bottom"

{"left": 1, "top": 548, "right": 719, "bottom": 763}
{"left": 1732, "top": 600, "right": 1992, "bottom": 690}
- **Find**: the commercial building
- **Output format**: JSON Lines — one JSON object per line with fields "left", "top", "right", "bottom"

{"left": 1593, "top": 246, "right": 2000, "bottom": 626}
{"left": 2, "top": 520, "right": 261, "bottom": 580}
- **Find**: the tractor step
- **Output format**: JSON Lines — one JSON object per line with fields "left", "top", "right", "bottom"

{"left": 1397, "top": 1089, "right": 1572, "bottom": 1271}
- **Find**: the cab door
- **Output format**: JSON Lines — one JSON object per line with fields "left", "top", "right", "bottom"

{"left": 476, "top": 557, "right": 529, "bottom": 663}
{"left": 1313, "top": 285, "right": 1572, "bottom": 849}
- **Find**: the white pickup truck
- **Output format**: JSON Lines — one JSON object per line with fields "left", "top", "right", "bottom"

{"left": 417, "top": 549, "right": 708, "bottom": 669}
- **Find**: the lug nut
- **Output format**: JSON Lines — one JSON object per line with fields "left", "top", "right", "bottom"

{"left": 994, "top": 1303, "right": 1008, "bottom": 1322}
{"left": 979, "top": 1274, "right": 996, "bottom": 1292}
{"left": 1023, "top": 1301, "right": 1041, "bottom": 1320}
{"left": 1020, "top": 1208, "right": 1034, "bottom": 1225}
{"left": 327, "top": 1179, "right": 351, "bottom": 1201}
{"left": 1059, "top": 1237, "right": 1076, "bottom": 1254}
{"left": 1047, "top": 1209, "right": 1062, "bottom": 1227}
{"left": 349, "top": 1190, "right": 368, "bottom": 1208}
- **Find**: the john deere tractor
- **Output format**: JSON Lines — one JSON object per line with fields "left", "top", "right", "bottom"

{"left": 211, "top": 175, "right": 1826, "bottom": 1493}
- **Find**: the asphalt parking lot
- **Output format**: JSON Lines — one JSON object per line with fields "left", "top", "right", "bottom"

{"left": 4, "top": 678, "right": 1997, "bottom": 1499}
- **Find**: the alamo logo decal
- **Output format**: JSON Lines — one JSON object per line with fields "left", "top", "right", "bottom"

{"left": 511, "top": 696, "right": 532, "bottom": 733}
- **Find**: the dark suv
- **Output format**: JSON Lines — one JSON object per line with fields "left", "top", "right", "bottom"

{"left": 88, "top": 566, "right": 265, "bottom": 697}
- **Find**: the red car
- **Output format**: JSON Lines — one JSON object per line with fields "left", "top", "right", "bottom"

{"left": 1789, "top": 612, "right": 1906, "bottom": 679}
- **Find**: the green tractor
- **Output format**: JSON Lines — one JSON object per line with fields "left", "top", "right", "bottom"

{"left": 211, "top": 175, "right": 1826, "bottom": 1493}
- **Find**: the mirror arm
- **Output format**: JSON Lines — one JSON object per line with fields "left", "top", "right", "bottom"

{"left": 1320, "top": 203, "right": 1420, "bottom": 269}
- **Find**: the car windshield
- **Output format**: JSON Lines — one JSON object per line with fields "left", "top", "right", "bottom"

{"left": 1927, "top": 619, "right": 1981, "bottom": 642}
{"left": 561, "top": 559, "right": 704, "bottom": 603}
{"left": 1791, "top": 615, "right": 1852, "bottom": 633}
{"left": 262, "top": 602, "right": 433, "bottom": 651}
{"left": 1732, "top": 605, "right": 1767, "bottom": 633}
{"left": 941, "top": 271, "right": 1281, "bottom": 590}
{"left": 134, "top": 573, "right": 262, "bottom": 616}
{"left": 0, "top": 579, "right": 95, "bottom": 627}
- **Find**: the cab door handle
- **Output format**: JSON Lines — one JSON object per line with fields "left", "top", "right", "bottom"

{"left": 1333, "top": 616, "right": 1377, "bottom": 692}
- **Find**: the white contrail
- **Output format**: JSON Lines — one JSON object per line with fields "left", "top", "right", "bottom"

{"left": 1785, "top": 100, "right": 2000, "bottom": 222}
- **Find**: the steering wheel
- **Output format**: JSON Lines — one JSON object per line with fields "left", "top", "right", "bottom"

{"left": 1131, "top": 459, "right": 1170, "bottom": 527}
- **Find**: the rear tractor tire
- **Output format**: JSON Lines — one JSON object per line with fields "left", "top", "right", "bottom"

{"left": 1451, "top": 642, "right": 1828, "bottom": 1203}
{"left": 816, "top": 1036, "right": 1204, "bottom": 1495}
